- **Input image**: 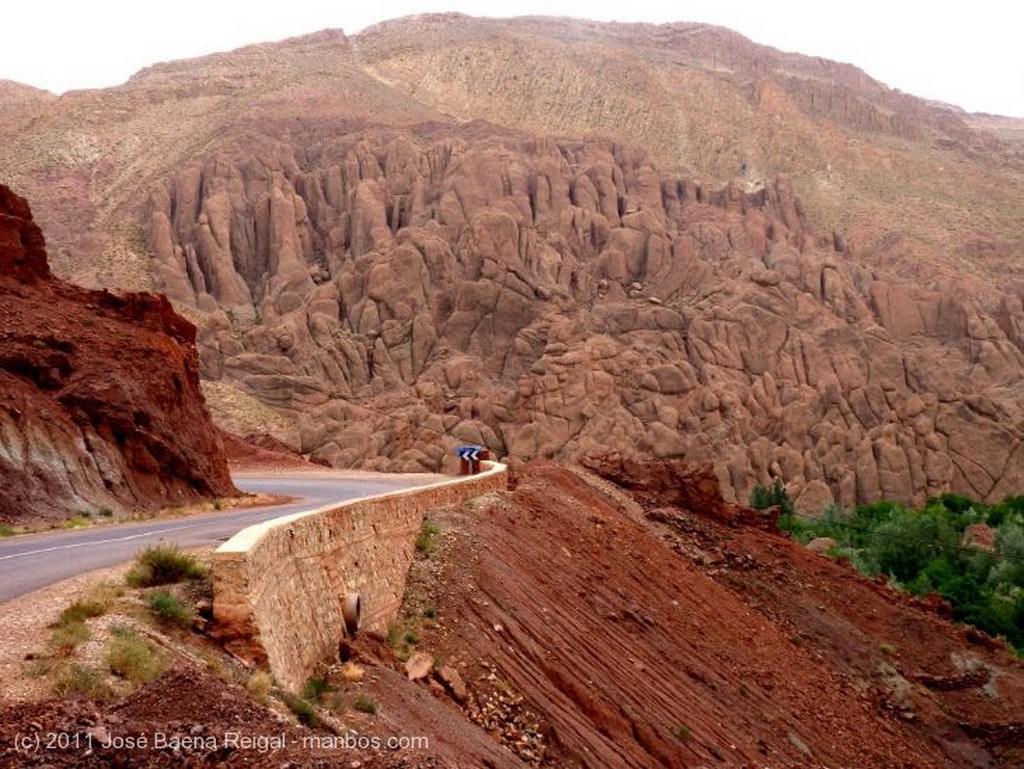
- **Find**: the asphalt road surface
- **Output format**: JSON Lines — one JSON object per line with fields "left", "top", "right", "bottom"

{"left": 0, "top": 473, "right": 438, "bottom": 603}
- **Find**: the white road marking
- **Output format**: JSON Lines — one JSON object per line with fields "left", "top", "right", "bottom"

{"left": 0, "top": 522, "right": 208, "bottom": 561}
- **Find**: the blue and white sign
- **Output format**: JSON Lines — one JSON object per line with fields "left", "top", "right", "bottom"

{"left": 456, "top": 445, "right": 483, "bottom": 462}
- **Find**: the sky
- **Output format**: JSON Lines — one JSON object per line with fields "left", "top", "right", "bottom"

{"left": 2, "top": 1, "right": 1022, "bottom": 117}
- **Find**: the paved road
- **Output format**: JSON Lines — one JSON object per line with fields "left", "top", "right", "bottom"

{"left": 0, "top": 473, "right": 437, "bottom": 603}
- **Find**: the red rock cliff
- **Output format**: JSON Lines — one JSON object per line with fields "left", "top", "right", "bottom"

{"left": 0, "top": 185, "right": 236, "bottom": 523}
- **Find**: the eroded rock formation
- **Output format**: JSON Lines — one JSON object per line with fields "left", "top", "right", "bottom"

{"left": 145, "top": 132, "right": 1024, "bottom": 508}
{"left": 2, "top": 18, "right": 1022, "bottom": 511}
{"left": 0, "top": 185, "right": 235, "bottom": 523}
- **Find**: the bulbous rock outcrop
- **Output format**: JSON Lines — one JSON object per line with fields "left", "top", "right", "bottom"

{"left": 146, "top": 131, "right": 1024, "bottom": 508}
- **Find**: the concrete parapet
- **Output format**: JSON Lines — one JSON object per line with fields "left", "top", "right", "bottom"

{"left": 212, "top": 462, "right": 507, "bottom": 692}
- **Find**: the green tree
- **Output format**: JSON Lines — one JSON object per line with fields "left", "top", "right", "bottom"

{"left": 750, "top": 479, "right": 795, "bottom": 532}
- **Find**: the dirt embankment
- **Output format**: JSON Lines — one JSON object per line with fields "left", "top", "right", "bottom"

{"left": 397, "top": 460, "right": 1024, "bottom": 768}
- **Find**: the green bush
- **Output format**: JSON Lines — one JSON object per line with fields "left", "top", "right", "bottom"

{"left": 749, "top": 479, "right": 795, "bottom": 531}
{"left": 795, "top": 492, "right": 1024, "bottom": 650}
{"left": 126, "top": 544, "right": 207, "bottom": 587}
{"left": 146, "top": 590, "right": 193, "bottom": 625}
{"left": 283, "top": 693, "right": 319, "bottom": 726}
{"left": 303, "top": 676, "right": 332, "bottom": 703}
{"left": 871, "top": 508, "right": 959, "bottom": 582}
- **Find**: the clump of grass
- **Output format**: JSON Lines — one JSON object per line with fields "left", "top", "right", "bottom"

{"left": 304, "top": 676, "right": 332, "bottom": 703}
{"left": 0, "top": 524, "right": 15, "bottom": 537}
{"left": 673, "top": 724, "right": 692, "bottom": 742}
{"left": 97, "top": 507, "right": 114, "bottom": 518}
{"left": 146, "top": 590, "right": 192, "bottom": 626}
{"left": 106, "top": 628, "right": 162, "bottom": 683}
{"left": 50, "top": 622, "right": 90, "bottom": 657}
{"left": 48, "top": 589, "right": 116, "bottom": 656}
{"left": 283, "top": 693, "right": 319, "bottom": 726}
{"left": 58, "top": 599, "right": 106, "bottom": 626}
{"left": 54, "top": 663, "right": 115, "bottom": 702}
{"left": 247, "top": 670, "right": 274, "bottom": 698}
{"left": 423, "top": 606, "right": 438, "bottom": 619}
{"left": 126, "top": 544, "right": 207, "bottom": 587}
{"left": 415, "top": 520, "right": 441, "bottom": 556}
{"left": 386, "top": 622, "right": 421, "bottom": 660}
{"left": 353, "top": 695, "right": 378, "bottom": 715}
{"left": 338, "top": 662, "right": 364, "bottom": 682}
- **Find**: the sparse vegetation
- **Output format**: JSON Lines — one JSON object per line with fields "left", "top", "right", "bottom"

{"left": 386, "top": 621, "right": 423, "bottom": 660}
{"left": 54, "top": 663, "right": 115, "bottom": 702}
{"left": 146, "top": 590, "right": 192, "bottom": 626}
{"left": 58, "top": 597, "right": 108, "bottom": 626}
{"left": 0, "top": 524, "right": 14, "bottom": 536}
{"left": 415, "top": 520, "right": 441, "bottom": 556}
{"left": 48, "top": 587, "right": 117, "bottom": 656}
{"left": 125, "top": 543, "right": 207, "bottom": 587}
{"left": 353, "top": 694, "right": 379, "bottom": 715}
{"left": 246, "top": 670, "right": 274, "bottom": 698}
{"left": 49, "top": 621, "right": 90, "bottom": 657}
{"left": 750, "top": 479, "right": 795, "bottom": 531}
{"left": 303, "top": 676, "right": 332, "bottom": 703}
{"left": 283, "top": 693, "right": 319, "bottom": 726}
{"left": 106, "top": 628, "right": 162, "bottom": 683}
{"left": 673, "top": 723, "right": 692, "bottom": 742}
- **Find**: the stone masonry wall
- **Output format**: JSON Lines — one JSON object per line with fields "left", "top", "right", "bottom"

{"left": 211, "top": 463, "right": 507, "bottom": 693}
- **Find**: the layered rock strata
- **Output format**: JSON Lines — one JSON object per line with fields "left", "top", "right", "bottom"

{"left": 0, "top": 185, "right": 235, "bottom": 522}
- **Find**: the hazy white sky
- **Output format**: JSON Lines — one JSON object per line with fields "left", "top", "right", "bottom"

{"left": 3, "top": 1, "right": 1022, "bottom": 116}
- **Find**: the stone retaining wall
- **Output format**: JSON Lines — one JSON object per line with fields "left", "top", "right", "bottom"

{"left": 212, "top": 463, "right": 507, "bottom": 692}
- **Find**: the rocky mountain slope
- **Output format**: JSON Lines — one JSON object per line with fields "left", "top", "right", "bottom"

{"left": 1, "top": 17, "right": 1023, "bottom": 508}
{"left": 0, "top": 185, "right": 235, "bottom": 523}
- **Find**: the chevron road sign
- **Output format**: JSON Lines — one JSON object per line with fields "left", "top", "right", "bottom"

{"left": 456, "top": 445, "right": 483, "bottom": 462}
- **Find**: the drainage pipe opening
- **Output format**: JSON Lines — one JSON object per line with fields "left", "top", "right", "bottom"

{"left": 342, "top": 593, "right": 361, "bottom": 636}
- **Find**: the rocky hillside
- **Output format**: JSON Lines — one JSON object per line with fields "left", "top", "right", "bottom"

{"left": 1, "top": 17, "right": 1023, "bottom": 508}
{"left": 0, "top": 185, "right": 235, "bottom": 522}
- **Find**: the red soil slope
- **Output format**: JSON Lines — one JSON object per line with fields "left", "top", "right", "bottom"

{"left": 405, "top": 460, "right": 1024, "bottom": 768}
{"left": 0, "top": 185, "right": 235, "bottom": 522}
